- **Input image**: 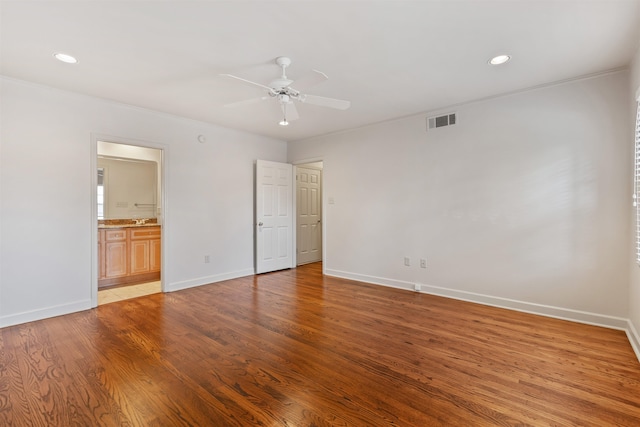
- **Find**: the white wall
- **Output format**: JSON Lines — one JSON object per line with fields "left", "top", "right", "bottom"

{"left": 628, "top": 43, "right": 640, "bottom": 355}
{"left": 0, "top": 77, "right": 287, "bottom": 327}
{"left": 289, "top": 71, "right": 631, "bottom": 328}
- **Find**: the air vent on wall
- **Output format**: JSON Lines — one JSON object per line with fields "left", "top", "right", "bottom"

{"left": 426, "top": 112, "right": 456, "bottom": 131}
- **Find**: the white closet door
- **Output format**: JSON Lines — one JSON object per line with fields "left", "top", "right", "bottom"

{"left": 255, "top": 160, "right": 294, "bottom": 274}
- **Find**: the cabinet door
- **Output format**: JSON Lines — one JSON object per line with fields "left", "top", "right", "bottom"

{"left": 130, "top": 239, "right": 150, "bottom": 274}
{"left": 150, "top": 238, "right": 161, "bottom": 272}
{"left": 105, "top": 241, "right": 128, "bottom": 278}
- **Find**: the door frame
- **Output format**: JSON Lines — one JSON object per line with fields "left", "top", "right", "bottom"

{"left": 292, "top": 158, "right": 325, "bottom": 272}
{"left": 90, "top": 133, "right": 168, "bottom": 307}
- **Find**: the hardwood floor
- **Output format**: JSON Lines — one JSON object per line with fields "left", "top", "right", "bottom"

{"left": 1, "top": 262, "right": 640, "bottom": 426}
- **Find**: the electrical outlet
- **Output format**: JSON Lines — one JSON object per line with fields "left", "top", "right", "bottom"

{"left": 420, "top": 258, "right": 427, "bottom": 268}
{"left": 204, "top": 255, "right": 210, "bottom": 263}
{"left": 404, "top": 257, "right": 410, "bottom": 267}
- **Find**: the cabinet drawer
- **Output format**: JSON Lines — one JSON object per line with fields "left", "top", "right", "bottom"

{"left": 130, "top": 226, "right": 161, "bottom": 240}
{"left": 105, "top": 229, "right": 127, "bottom": 241}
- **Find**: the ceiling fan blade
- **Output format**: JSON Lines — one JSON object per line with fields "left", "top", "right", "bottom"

{"left": 224, "top": 96, "right": 270, "bottom": 108}
{"left": 300, "top": 94, "right": 351, "bottom": 110}
{"left": 281, "top": 101, "right": 299, "bottom": 121}
{"left": 291, "top": 70, "right": 328, "bottom": 91}
{"left": 221, "top": 73, "right": 275, "bottom": 93}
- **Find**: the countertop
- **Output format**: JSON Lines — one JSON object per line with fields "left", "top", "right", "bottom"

{"left": 98, "top": 223, "right": 161, "bottom": 229}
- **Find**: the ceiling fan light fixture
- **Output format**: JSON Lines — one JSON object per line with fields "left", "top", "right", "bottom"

{"left": 53, "top": 52, "right": 78, "bottom": 64}
{"left": 488, "top": 54, "right": 511, "bottom": 65}
{"left": 279, "top": 101, "right": 290, "bottom": 126}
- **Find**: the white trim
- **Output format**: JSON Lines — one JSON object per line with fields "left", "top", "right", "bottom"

{"left": 418, "top": 283, "right": 628, "bottom": 330}
{"left": 292, "top": 165, "right": 297, "bottom": 268}
{"left": 0, "top": 300, "right": 92, "bottom": 329}
{"left": 325, "top": 268, "right": 630, "bottom": 330}
{"left": 326, "top": 269, "right": 419, "bottom": 292}
{"left": 167, "top": 268, "right": 254, "bottom": 292}
{"left": 627, "top": 320, "right": 640, "bottom": 362}
{"left": 90, "top": 136, "right": 98, "bottom": 307}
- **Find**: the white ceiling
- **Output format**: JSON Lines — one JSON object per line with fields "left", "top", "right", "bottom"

{"left": 2, "top": 1, "right": 640, "bottom": 142}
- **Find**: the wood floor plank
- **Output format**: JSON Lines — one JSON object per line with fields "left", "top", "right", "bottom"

{"left": 2, "top": 262, "right": 640, "bottom": 426}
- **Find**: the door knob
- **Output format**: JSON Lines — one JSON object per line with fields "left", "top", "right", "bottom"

{"left": 258, "top": 222, "right": 263, "bottom": 226}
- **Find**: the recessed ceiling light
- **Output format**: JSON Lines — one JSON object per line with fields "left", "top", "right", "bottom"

{"left": 53, "top": 52, "right": 78, "bottom": 64}
{"left": 489, "top": 54, "right": 511, "bottom": 65}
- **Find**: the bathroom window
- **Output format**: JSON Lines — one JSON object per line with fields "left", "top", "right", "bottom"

{"left": 97, "top": 168, "right": 105, "bottom": 220}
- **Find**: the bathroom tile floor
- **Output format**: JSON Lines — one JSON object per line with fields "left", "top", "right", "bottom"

{"left": 98, "top": 281, "right": 161, "bottom": 305}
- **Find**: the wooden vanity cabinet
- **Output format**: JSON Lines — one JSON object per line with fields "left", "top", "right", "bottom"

{"left": 98, "top": 226, "right": 161, "bottom": 288}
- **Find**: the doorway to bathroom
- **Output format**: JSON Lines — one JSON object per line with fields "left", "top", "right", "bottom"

{"left": 95, "top": 140, "right": 164, "bottom": 305}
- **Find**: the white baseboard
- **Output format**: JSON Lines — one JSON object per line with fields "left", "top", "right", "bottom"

{"left": 627, "top": 321, "right": 640, "bottom": 362}
{"left": 167, "top": 268, "right": 255, "bottom": 292}
{"left": 326, "top": 268, "right": 416, "bottom": 292}
{"left": 0, "top": 299, "right": 92, "bottom": 328}
{"left": 325, "top": 268, "right": 629, "bottom": 331}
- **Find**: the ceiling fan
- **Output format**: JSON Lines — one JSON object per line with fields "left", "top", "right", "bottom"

{"left": 222, "top": 56, "right": 351, "bottom": 126}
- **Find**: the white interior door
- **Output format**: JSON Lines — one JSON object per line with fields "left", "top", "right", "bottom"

{"left": 255, "top": 160, "right": 294, "bottom": 274}
{"left": 296, "top": 165, "right": 322, "bottom": 265}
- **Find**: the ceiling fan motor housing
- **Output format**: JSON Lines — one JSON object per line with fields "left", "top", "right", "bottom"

{"left": 269, "top": 77, "right": 293, "bottom": 90}
{"left": 275, "top": 56, "right": 292, "bottom": 68}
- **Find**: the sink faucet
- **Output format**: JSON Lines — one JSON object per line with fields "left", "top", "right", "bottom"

{"left": 135, "top": 218, "right": 148, "bottom": 225}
